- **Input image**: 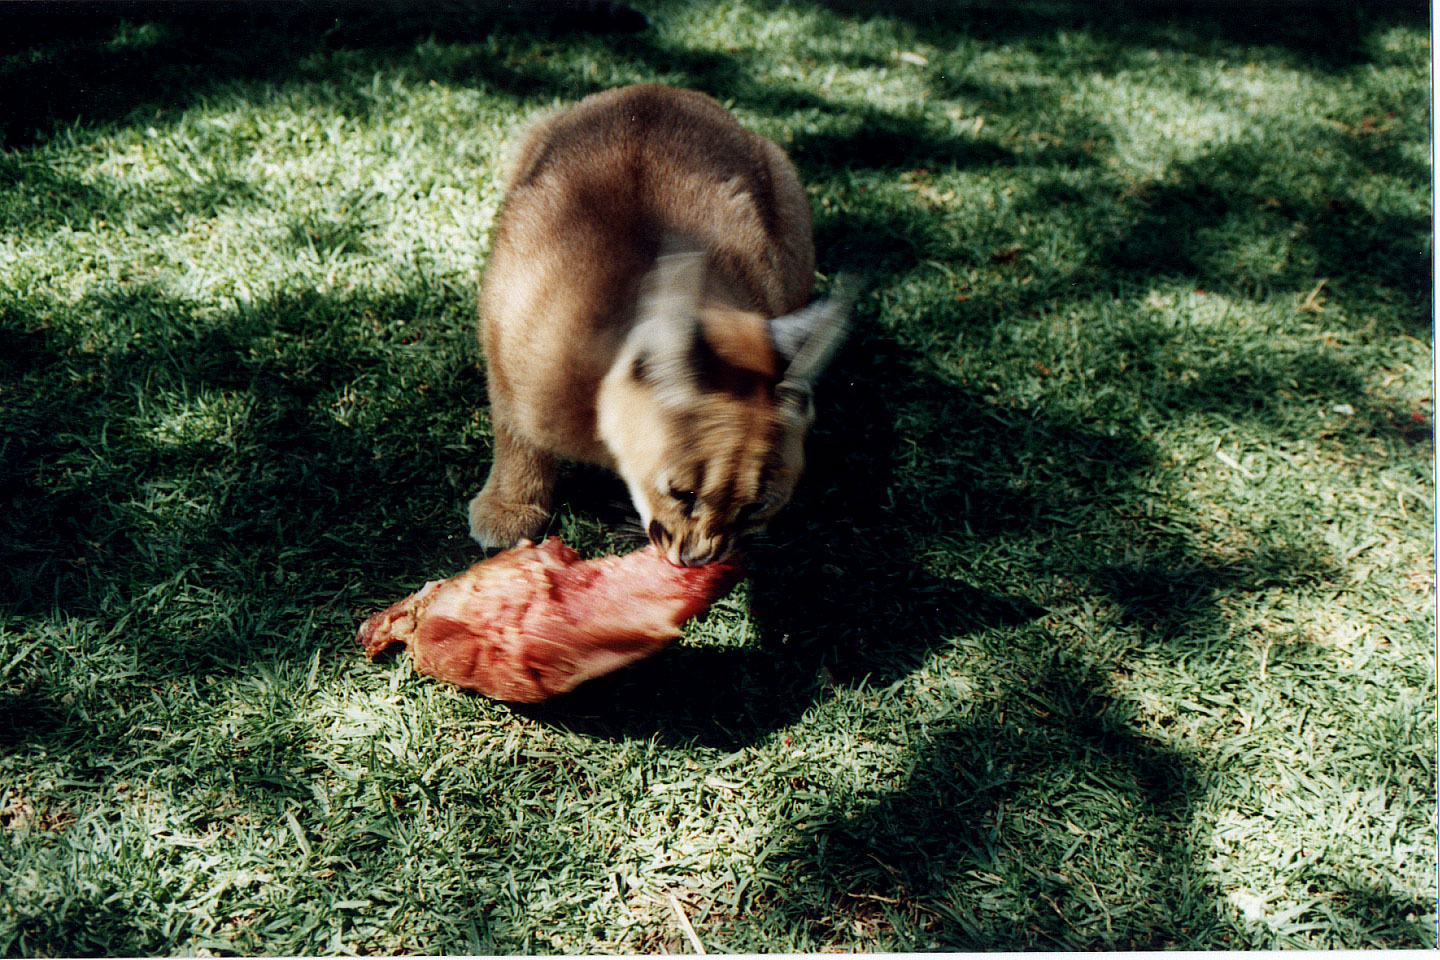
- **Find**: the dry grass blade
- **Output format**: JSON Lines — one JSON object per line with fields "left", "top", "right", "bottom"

{"left": 669, "top": 893, "right": 707, "bottom": 954}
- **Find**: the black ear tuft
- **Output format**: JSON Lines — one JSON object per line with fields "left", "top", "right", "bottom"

{"left": 768, "top": 274, "right": 860, "bottom": 386}
{"left": 775, "top": 380, "right": 813, "bottom": 411}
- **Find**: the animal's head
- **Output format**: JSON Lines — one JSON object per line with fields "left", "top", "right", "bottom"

{"left": 597, "top": 249, "right": 855, "bottom": 567}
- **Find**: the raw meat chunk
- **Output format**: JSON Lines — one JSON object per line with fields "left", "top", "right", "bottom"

{"left": 357, "top": 538, "right": 741, "bottom": 702}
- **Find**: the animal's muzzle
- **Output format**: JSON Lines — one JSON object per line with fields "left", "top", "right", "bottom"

{"left": 649, "top": 520, "right": 732, "bottom": 568}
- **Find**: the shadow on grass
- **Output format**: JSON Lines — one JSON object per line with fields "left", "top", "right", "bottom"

{"left": 0, "top": 284, "right": 484, "bottom": 632}
{"left": 823, "top": 0, "right": 1428, "bottom": 72}
{"left": 513, "top": 336, "right": 1252, "bottom": 946}
{"left": 0, "top": 0, "right": 651, "bottom": 145}
{"left": 4, "top": 0, "right": 1427, "bottom": 146}
{"left": 1, "top": 246, "right": 1385, "bottom": 953}
{"left": 1, "top": 3, "right": 1430, "bottom": 951}
{"left": 758, "top": 676, "right": 1213, "bottom": 949}
{"left": 1093, "top": 144, "right": 1432, "bottom": 334}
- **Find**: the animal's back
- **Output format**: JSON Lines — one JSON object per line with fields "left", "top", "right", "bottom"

{"left": 480, "top": 84, "right": 815, "bottom": 463}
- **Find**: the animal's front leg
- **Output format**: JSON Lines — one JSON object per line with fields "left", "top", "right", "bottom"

{"left": 468, "top": 423, "right": 556, "bottom": 548}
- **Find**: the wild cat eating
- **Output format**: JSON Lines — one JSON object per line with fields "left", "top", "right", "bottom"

{"left": 468, "top": 83, "right": 854, "bottom": 567}
{"left": 358, "top": 86, "right": 850, "bottom": 699}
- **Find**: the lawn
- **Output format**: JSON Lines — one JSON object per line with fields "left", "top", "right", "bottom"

{"left": 0, "top": 0, "right": 1434, "bottom": 953}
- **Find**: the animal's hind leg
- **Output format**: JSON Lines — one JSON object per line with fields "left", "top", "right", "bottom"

{"left": 469, "top": 424, "right": 556, "bottom": 548}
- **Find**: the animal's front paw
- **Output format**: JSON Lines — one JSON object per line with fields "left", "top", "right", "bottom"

{"left": 468, "top": 490, "right": 550, "bottom": 549}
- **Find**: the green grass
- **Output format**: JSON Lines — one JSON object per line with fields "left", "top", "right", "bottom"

{"left": 0, "top": 0, "right": 1433, "bottom": 953}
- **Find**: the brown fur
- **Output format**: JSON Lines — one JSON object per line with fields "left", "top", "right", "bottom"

{"left": 469, "top": 84, "right": 848, "bottom": 566}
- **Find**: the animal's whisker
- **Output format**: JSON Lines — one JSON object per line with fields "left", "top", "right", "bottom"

{"left": 611, "top": 514, "right": 650, "bottom": 546}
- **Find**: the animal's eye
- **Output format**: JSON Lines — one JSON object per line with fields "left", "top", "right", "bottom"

{"left": 736, "top": 501, "right": 768, "bottom": 524}
{"left": 669, "top": 488, "right": 697, "bottom": 511}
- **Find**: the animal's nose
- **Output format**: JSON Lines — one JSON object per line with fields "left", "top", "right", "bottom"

{"left": 649, "top": 521, "right": 699, "bottom": 567}
{"left": 678, "top": 535, "right": 730, "bottom": 568}
{"left": 679, "top": 545, "right": 713, "bottom": 568}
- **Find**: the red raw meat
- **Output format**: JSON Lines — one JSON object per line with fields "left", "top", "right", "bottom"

{"left": 357, "top": 538, "right": 741, "bottom": 702}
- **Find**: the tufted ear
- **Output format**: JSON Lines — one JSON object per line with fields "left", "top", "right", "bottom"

{"left": 625, "top": 246, "right": 706, "bottom": 408}
{"left": 768, "top": 274, "right": 860, "bottom": 404}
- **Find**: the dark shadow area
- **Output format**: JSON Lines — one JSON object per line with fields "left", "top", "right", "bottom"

{"left": 0, "top": 689, "right": 72, "bottom": 750}
{"left": 785, "top": 102, "right": 1105, "bottom": 177}
{"left": 3, "top": 0, "right": 1428, "bottom": 149}
{"left": 1324, "top": 878, "right": 1440, "bottom": 945}
{"left": 821, "top": 0, "right": 1428, "bottom": 72}
{"left": 1093, "top": 142, "right": 1433, "bottom": 334}
{"left": 0, "top": 150, "right": 265, "bottom": 236}
{"left": 0, "top": 284, "right": 485, "bottom": 647}
{"left": 1, "top": 3, "right": 1430, "bottom": 952}
{"left": 1, "top": 0, "right": 648, "bottom": 146}
{"left": 753, "top": 663, "right": 1215, "bottom": 949}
